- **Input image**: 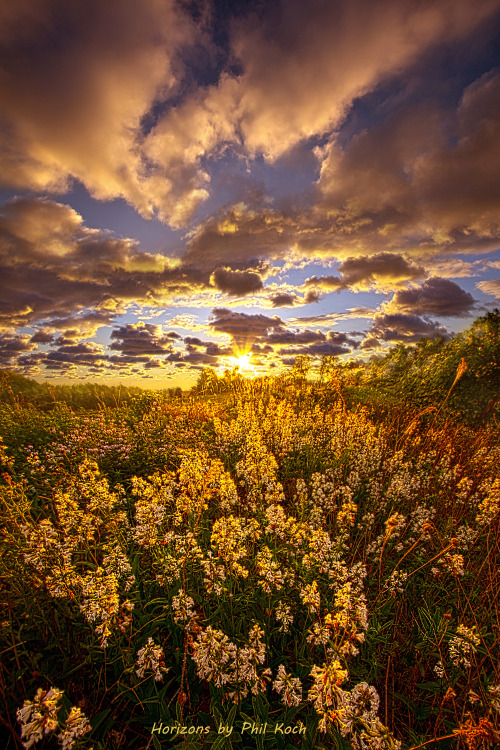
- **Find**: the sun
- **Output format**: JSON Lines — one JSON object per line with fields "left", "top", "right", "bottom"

{"left": 235, "top": 353, "right": 252, "bottom": 370}
{"left": 225, "top": 351, "right": 257, "bottom": 376}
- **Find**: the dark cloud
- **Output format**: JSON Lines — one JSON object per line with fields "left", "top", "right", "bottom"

{"left": 110, "top": 323, "right": 176, "bottom": 356}
{"left": 270, "top": 293, "right": 297, "bottom": 308}
{"left": 370, "top": 313, "right": 449, "bottom": 342}
{"left": 208, "top": 307, "right": 283, "bottom": 347}
{"left": 211, "top": 267, "right": 263, "bottom": 296}
{"left": 315, "top": 69, "right": 500, "bottom": 259}
{"left": 46, "top": 342, "right": 105, "bottom": 367}
{"left": 1, "top": 0, "right": 499, "bottom": 382}
{"left": 339, "top": 254, "right": 425, "bottom": 288}
{"left": 304, "top": 275, "right": 345, "bottom": 291}
{"left": 360, "top": 336, "right": 380, "bottom": 350}
{"left": 0, "top": 333, "right": 36, "bottom": 366}
{"left": 304, "top": 289, "right": 321, "bottom": 304}
{"left": 266, "top": 328, "right": 326, "bottom": 346}
{"left": 30, "top": 329, "right": 54, "bottom": 343}
{"left": 328, "top": 331, "right": 359, "bottom": 349}
{"left": 0, "top": 198, "right": 210, "bottom": 331}
{"left": 205, "top": 342, "right": 232, "bottom": 357}
{"left": 388, "top": 277, "right": 476, "bottom": 317}
{"left": 0, "top": 0, "right": 207, "bottom": 225}
{"left": 166, "top": 349, "right": 218, "bottom": 366}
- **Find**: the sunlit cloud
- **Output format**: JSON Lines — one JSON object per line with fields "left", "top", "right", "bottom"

{"left": 476, "top": 279, "right": 500, "bottom": 299}
{"left": 1, "top": 0, "right": 499, "bottom": 382}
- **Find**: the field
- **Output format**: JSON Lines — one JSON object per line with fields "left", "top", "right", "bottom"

{"left": 1, "top": 332, "right": 500, "bottom": 750}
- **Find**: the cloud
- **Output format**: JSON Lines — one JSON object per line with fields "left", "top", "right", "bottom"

{"left": 210, "top": 267, "right": 263, "bottom": 295}
{"left": 304, "top": 289, "right": 321, "bottom": 304}
{"left": 0, "top": 0, "right": 208, "bottom": 225}
{"left": 328, "top": 331, "right": 359, "bottom": 348}
{"left": 1, "top": 0, "right": 499, "bottom": 239}
{"left": 315, "top": 69, "right": 500, "bottom": 258}
{"left": 0, "top": 197, "right": 209, "bottom": 330}
{"left": 0, "top": 332, "right": 37, "bottom": 366}
{"left": 289, "top": 308, "right": 376, "bottom": 326}
{"left": 269, "top": 293, "right": 297, "bottom": 308}
{"left": 167, "top": 314, "right": 204, "bottom": 330}
{"left": 304, "top": 275, "right": 345, "bottom": 292}
{"left": 369, "top": 313, "right": 449, "bottom": 342}
{"left": 360, "top": 336, "right": 380, "bottom": 350}
{"left": 304, "top": 253, "right": 426, "bottom": 292}
{"left": 425, "top": 258, "right": 486, "bottom": 278}
{"left": 337, "top": 254, "right": 425, "bottom": 290}
{"left": 109, "top": 323, "right": 176, "bottom": 356}
{"left": 477, "top": 279, "right": 500, "bottom": 298}
{"left": 157, "top": 0, "right": 499, "bottom": 161}
{"left": 30, "top": 329, "right": 54, "bottom": 344}
{"left": 266, "top": 328, "right": 326, "bottom": 346}
{"left": 281, "top": 342, "right": 352, "bottom": 357}
{"left": 45, "top": 342, "right": 106, "bottom": 367}
{"left": 386, "top": 277, "right": 476, "bottom": 317}
{"left": 208, "top": 307, "right": 283, "bottom": 347}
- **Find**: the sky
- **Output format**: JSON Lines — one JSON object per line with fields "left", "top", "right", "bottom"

{"left": 1, "top": 0, "right": 500, "bottom": 388}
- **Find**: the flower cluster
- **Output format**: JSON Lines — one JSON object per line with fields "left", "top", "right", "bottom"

{"left": 17, "top": 688, "right": 90, "bottom": 750}
{"left": 191, "top": 624, "right": 271, "bottom": 701}
{"left": 449, "top": 624, "right": 481, "bottom": 669}
{"left": 136, "top": 637, "right": 169, "bottom": 681}
{"left": 273, "top": 665, "right": 303, "bottom": 706}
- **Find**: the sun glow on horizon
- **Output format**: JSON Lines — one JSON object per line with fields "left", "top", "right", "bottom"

{"left": 222, "top": 351, "right": 258, "bottom": 377}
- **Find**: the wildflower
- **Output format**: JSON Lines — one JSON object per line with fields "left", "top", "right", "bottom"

{"left": 192, "top": 624, "right": 271, "bottom": 701}
{"left": 449, "top": 625, "right": 480, "bottom": 669}
{"left": 200, "top": 551, "right": 227, "bottom": 595}
{"left": 171, "top": 589, "right": 198, "bottom": 630}
{"left": 255, "top": 546, "right": 285, "bottom": 593}
{"left": 300, "top": 580, "right": 320, "bottom": 614}
{"left": 136, "top": 638, "right": 169, "bottom": 681}
{"left": 58, "top": 707, "right": 91, "bottom": 750}
{"left": 308, "top": 660, "right": 349, "bottom": 730}
{"left": 275, "top": 601, "right": 293, "bottom": 632}
{"left": 117, "top": 599, "right": 135, "bottom": 633}
{"left": 384, "top": 514, "right": 406, "bottom": 539}
{"left": 16, "top": 688, "right": 90, "bottom": 750}
{"left": 439, "top": 552, "right": 465, "bottom": 576}
{"left": 434, "top": 660, "right": 446, "bottom": 678}
{"left": 211, "top": 516, "right": 260, "bottom": 578}
{"left": 17, "top": 687, "right": 63, "bottom": 749}
{"left": 349, "top": 682, "right": 380, "bottom": 722}
{"left": 383, "top": 571, "right": 408, "bottom": 596}
{"left": 476, "top": 478, "right": 500, "bottom": 525}
{"left": 337, "top": 501, "right": 357, "bottom": 528}
{"left": 453, "top": 716, "right": 499, "bottom": 749}
{"left": 273, "top": 665, "right": 303, "bottom": 707}
{"left": 489, "top": 684, "right": 500, "bottom": 712}
{"left": 191, "top": 627, "right": 238, "bottom": 688}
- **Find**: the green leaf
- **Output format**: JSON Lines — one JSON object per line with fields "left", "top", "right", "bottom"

{"left": 89, "top": 709, "right": 111, "bottom": 733}
{"left": 416, "top": 681, "right": 444, "bottom": 694}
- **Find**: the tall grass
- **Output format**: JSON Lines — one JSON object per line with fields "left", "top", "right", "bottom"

{"left": 0, "top": 375, "right": 499, "bottom": 750}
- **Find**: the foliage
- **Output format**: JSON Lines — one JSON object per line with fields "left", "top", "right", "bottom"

{"left": 356, "top": 310, "right": 500, "bottom": 425}
{"left": 1, "top": 361, "right": 500, "bottom": 750}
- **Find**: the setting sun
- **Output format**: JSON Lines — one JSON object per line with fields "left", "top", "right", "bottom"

{"left": 224, "top": 351, "right": 256, "bottom": 376}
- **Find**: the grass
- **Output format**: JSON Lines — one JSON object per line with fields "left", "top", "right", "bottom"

{"left": 0, "top": 374, "right": 499, "bottom": 750}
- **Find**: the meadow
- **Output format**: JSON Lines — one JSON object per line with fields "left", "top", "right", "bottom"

{"left": 1, "top": 314, "right": 500, "bottom": 750}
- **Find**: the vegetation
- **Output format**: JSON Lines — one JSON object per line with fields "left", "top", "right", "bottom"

{"left": 0, "top": 312, "right": 499, "bottom": 750}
